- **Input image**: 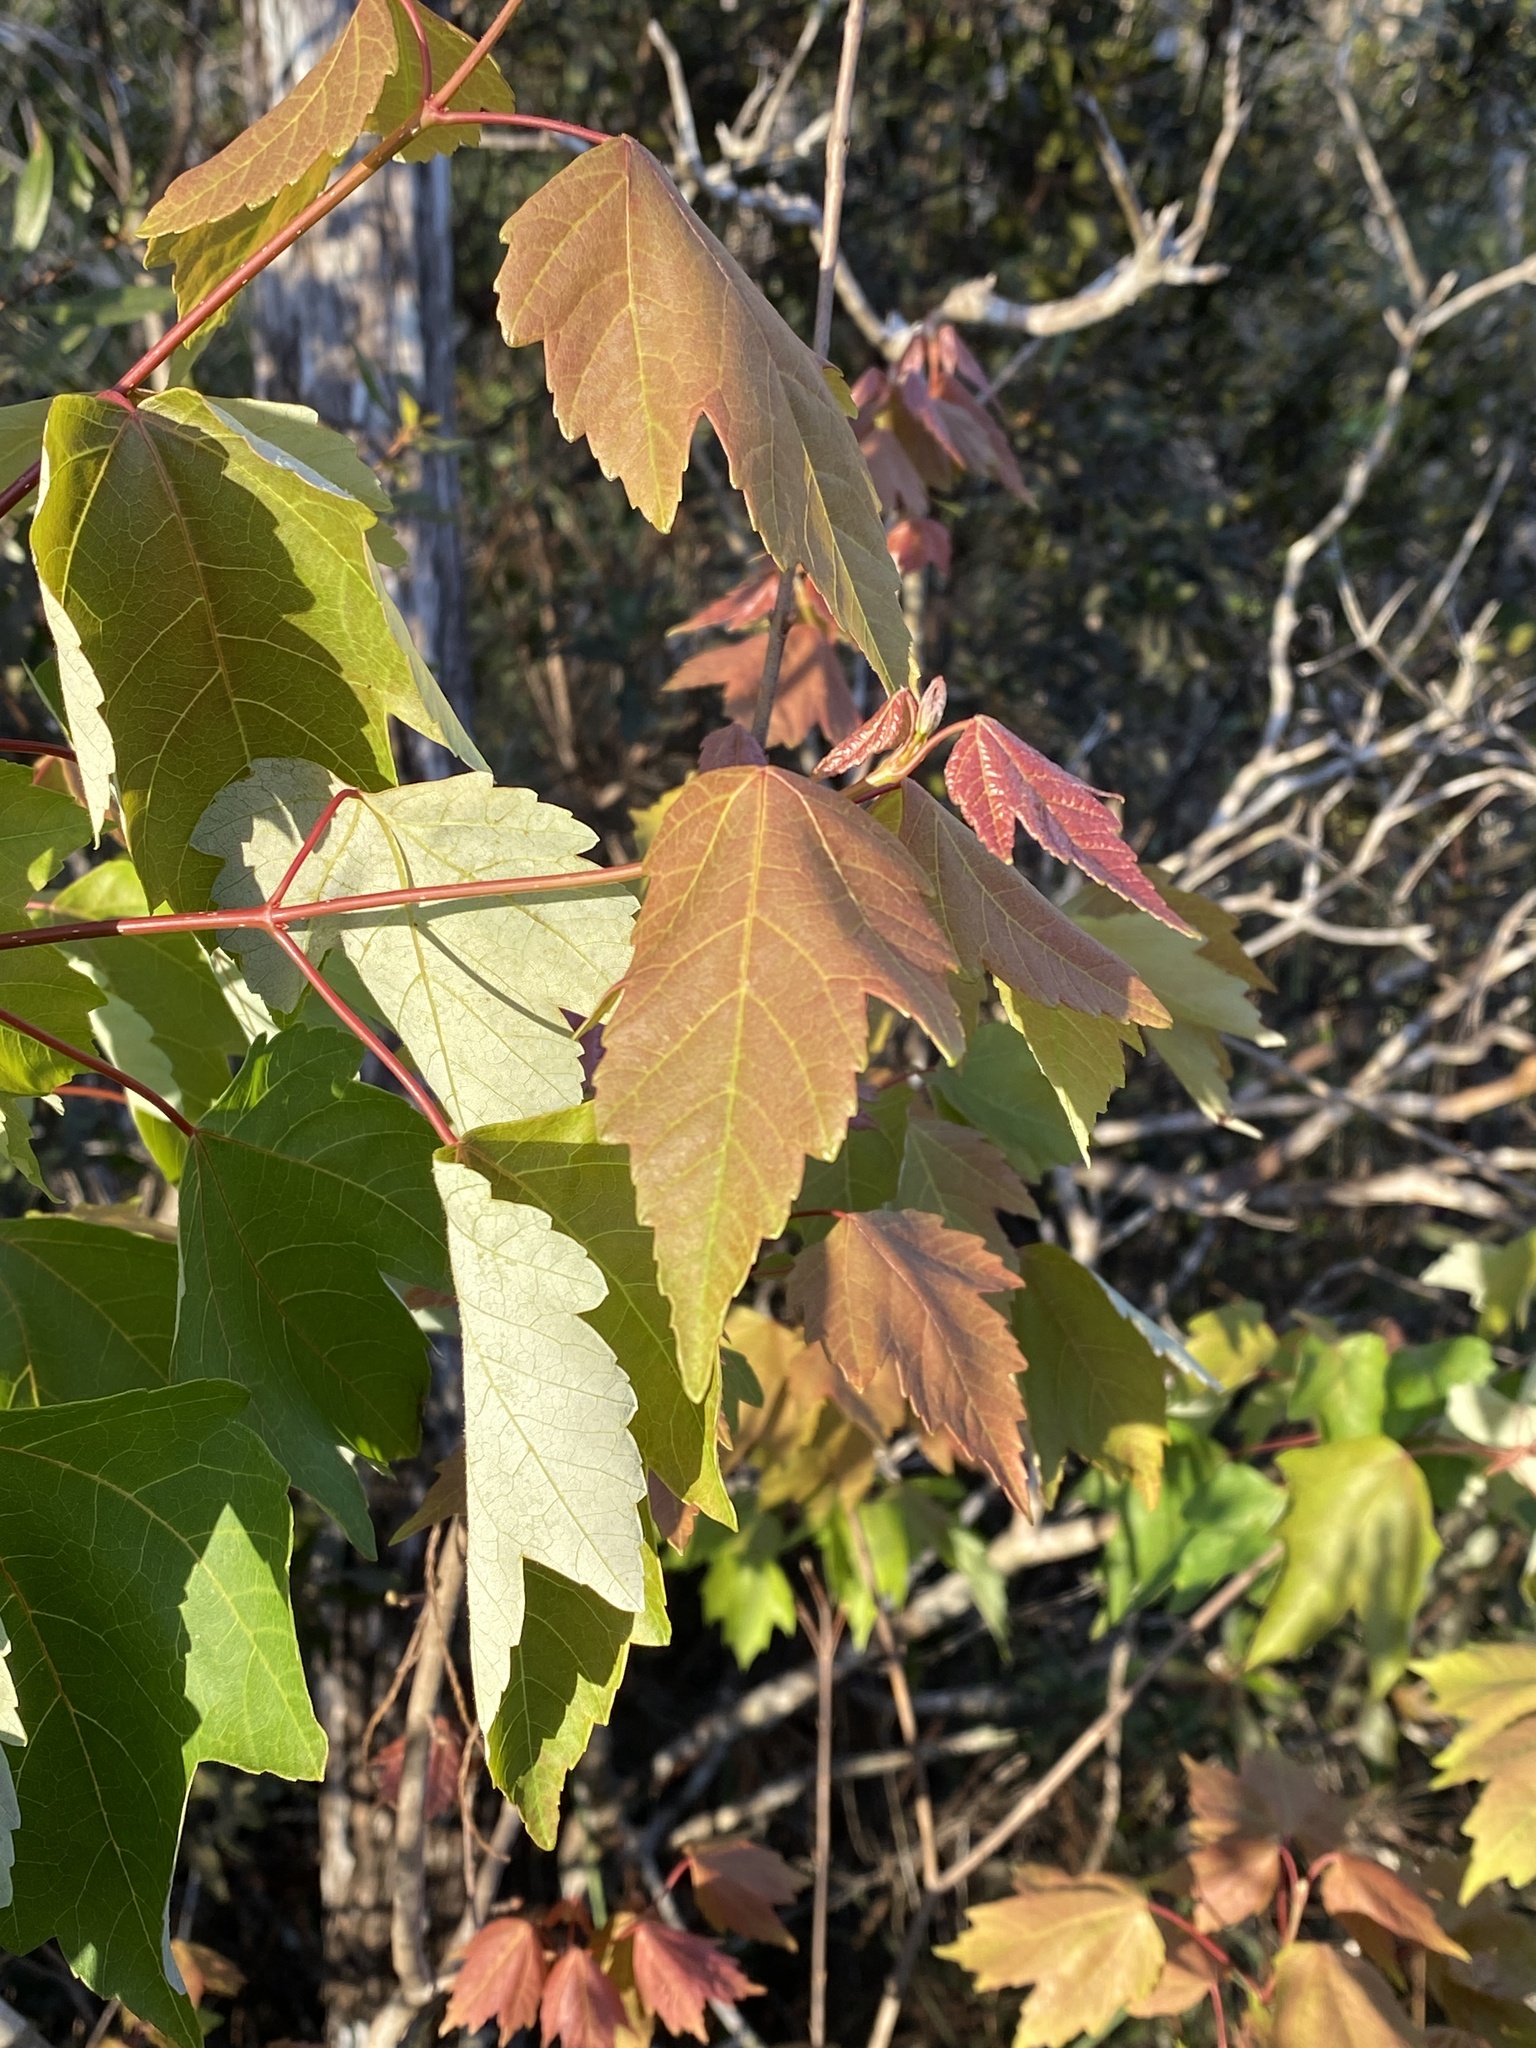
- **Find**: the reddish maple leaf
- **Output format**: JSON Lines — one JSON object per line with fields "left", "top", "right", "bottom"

{"left": 699, "top": 725, "right": 767, "bottom": 772}
{"left": 1184, "top": 1755, "right": 1283, "bottom": 1931}
{"left": 813, "top": 691, "right": 917, "bottom": 779}
{"left": 1319, "top": 1854, "right": 1468, "bottom": 1960}
{"left": 787, "top": 1209, "right": 1030, "bottom": 1513}
{"left": 684, "top": 1840, "right": 806, "bottom": 1950}
{"left": 664, "top": 623, "right": 858, "bottom": 749}
{"left": 539, "top": 1947, "right": 625, "bottom": 2048}
{"left": 443, "top": 1916, "right": 547, "bottom": 2045}
{"left": 944, "top": 714, "right": 1194, "bottom": 933}
{"left": 371, "top": 1714, "right": 462, "bottom": 1822}
{"left": 858, "top": 426, "right": 932, "bottom": 518}
{"left": 887, "top": 517, "right": 952, "bottom": 577}
{"left": 669, "top": 564, "right": 781, "bottom": 637}
{"left": 629, "top": 1920, "right": 764, "bottom": 2040}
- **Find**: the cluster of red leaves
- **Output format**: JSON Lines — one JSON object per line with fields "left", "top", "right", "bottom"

{"left": 850, "top": 325, "right": 1027, "bottom": 517}
{"left": 441, "top": 1843, "right": 800, "bottom": 2048}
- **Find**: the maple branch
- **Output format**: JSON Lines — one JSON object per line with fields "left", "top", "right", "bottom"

{"left": 848, "top": 1510, "right": 938, "bottom": 1890}
{"left": 860, "top": 1544, "right": 1282, "bottom": 2048}
{"left": 270, "top": 927, "right": 458, "bottom": 1148}
{"left": 0, "top": 1003, "right": 195, "bottom": 1137}
{"left": 749, "top": 569, "right": 799, "bottom": 747}
{"left": 391, "top": 1522, "right": 467, "bottom": 2009}
{"left": 1080, "top": 1625, "right": 1133, "bottom": 1875}
{"left": 796, "top": 1564, "right": 844, "bottom": 2048}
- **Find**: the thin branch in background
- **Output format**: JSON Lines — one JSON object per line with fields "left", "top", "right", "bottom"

{"left": 1081, "top": 1627, "right": 1134, "bottom": 1875}
{"left": 797, "top": 1561, "right": 846, "bottom": 2048}
{"left": 849, "top": 1511, "right": 939, "bottom": 1891}
{"left": 390, "top": 1520, "right": 467, "bottom": 2009}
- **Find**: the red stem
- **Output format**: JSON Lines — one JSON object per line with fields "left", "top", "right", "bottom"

{"left": 394, "top": 0, "right": 434, "bottom": 98}
{"left": 270, "top": 927, "right": 457, "bottom": 1148}
{"left": 1147, "top": 1903, "right": 1257, "bottom": 2001}
{"left": 0, "top": 1004, "right": 195, "bottom": 1136}
{"left": 0, "top": 739, "right": 78, "bottom": 761}
{"left": 57, "top": 1083, "right": 129, "bottom": 1104}
{"left": 425, "top": 109, "right": 610, "bottom": 145}
{"left": 1207, "top": 1981, "right": 1230, "bottom": 2048}
{"left": 270, "top": 787, "right": 361, "bottom": 907}
{"left": 424, "top": 0, "right": 529, "bottom": 111}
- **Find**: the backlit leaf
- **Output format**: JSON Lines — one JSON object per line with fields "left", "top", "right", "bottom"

{"left": 174, "top": 1026, "right": 447, "bottom": 1555}
{"left": 1422, "top": 1229, "right": 1536, "bottom": 1339}
{"left": 496, "top": 138, "right": 909, "bottom": 692}
{"left": 930, "top": 1020, "right": 1081, "bottom": 1182}
{"left": 1184, "top": 1755, "right": 1282, "bottom": 1930}
{"left": 0, "top": 399, "right": 51, "bottom": 502}
{"left": 434, "top": 1157, "right": 648, "bottom": 1749}
{"left": 873, "top": 783, "right": 1168, "bottom": 1024}
{"left": 697, "top": 1505, "right": 798, "bottom": 1669}
{"left": 1001, "top": 986, "right": 1140, "bottom": 1157}
{"left": 197, "top": 761, "right": 635, "bottom": 1133}
{"left": 685, "top": 1839, "right": 805, "bottom": 1950}
{"left": 0, "top": 759, "right": 89, "bottom": 914}
{"left": 936, "top": 1866, "right": 1165, "bottom": 2047}
{"left": 1319, "top": 1854, "right": 1468, "bottom": 1958}
{"left": 442, "top": 1914, "right": 546, "bottom": 2045}
{"left": 815, "top": 689, "right": 917, "bottom": 778}
{"left": 594, "top": 766, "right": 961, "bottom": 1398}
{"left": 1014, "top": 1243, "right": 1168, "bottom": 1507}
{"left": 630, "top": 1920, "right": 763, "bottom": 2041}
{"left": 664, "top": 624, "right": 858, "bottom": 750}
{"left": 1269, "top": 1944, "right": 1421, "bottom": 2047}
{"left": 944, "top": 716, "right": 1191, "bottom": 931}
{"left": 897, "top": 1113, "right": 1038, "bottom": 1254}
{"left": 0, "top": 949, "right": 104, "bottom": 1094}
{"left": 0, "top": 1100, "right": 41, "bottom": 1192}
{"left": 0, "top": 1215, "right": 174, "bottom": 1406}
{"left": 1417, "top": 1641, "right": 1536, "bottom": 1779}
{"left": 1247, "top": 1438, "right": 1441, "bottom": 1696}
{"left": 0, "top": 1384, "right": 324, "bottom": 2048}
{"left": 1287, "top": 1331, "right": 1389, "bottom": 1443}
{"left": 540, "top": 1946, "right": 626, "bottom": 2048}
{"left": 788, "top": 1209, "right": 1030, "bottom": 1512}
{"left": 458, "top": 1106, "right": 729, "bottom": 1525}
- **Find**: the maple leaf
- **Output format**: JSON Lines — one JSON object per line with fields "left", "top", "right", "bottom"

{"left": 629, "top": 1920, "right": 763, "bottom": 2040}
{"left": 684, "top": 1840, "right": 805, "bottom": 1950}
{"left": 663, "top": 623, "right": 858, "bottom": 748}
{"left": 593, "top": 767, "right": 962, "bottom": 1398}
{"left": 874, "top": 783, "right": 1169, "bottom": 1025}
{"left": 936, "top": 1866, "right": 1165, "bottom": 2047}
{"left": 814, "top": 690, "right": 917, "bottom": 779}
{"left": 442, "top": 1914, "right": 547, "bottom": 2045}
{"left": 887, "top": 517, "right": 952, "bottom": 576}
{"left": 1416, "top": 1641, "right": 1536, "bottom": 1777}
{"left": 370, "top": 1713, "right": 462, "bottom": 1823}
{"left": 1002, "top": 988, "right": 1141, "bottom": 1157}
{"left": 897, "top": 1114, "right": 1039, "bottom": 1254}
{"left": 1319, "top": 1854, "right": 1468, "bottom": 1958}
{"left": 496, "top": 137, "right": 908, "bottom": 692}
{"left": 540, "top": 1945, "right": 626, "bottom": 2048}
{"left": 1268, "top": 1943, "right": 1423, "bottom": 2047}
{"left": 700, "top": 726, "right": 768, "bottom": 772}
{"left": 670, "top": 564, "right": 783, "bottom": 636}
{"left": 1013, "top": 1243, "right": 1168, "bottom": 1508}
{"left": 787, "top": 1209, "right": 1030, "bottom": 1513}
{"left": 859, "top": 424, "right": 932, "bottom": 518}
{"left": 1247, "top": 1438, "right": 1441, "bottom": 1697}
{"left": 1124, "top": 1930, "right": 1223, "bottom": 2019}
{"left": 393, "top": 1449, "right": 467, "bottom": 1543}
{"left": 1183, "top": 1755, "right": 1283, "bottom": 1930}
{"left": 944, "top": 716, "right": 1193, "bottom": 932}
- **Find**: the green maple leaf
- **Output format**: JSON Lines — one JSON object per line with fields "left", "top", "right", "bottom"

{"left": 0, "top": 1215, "right": 176, "bottom": 1406}
{"left": 0, "top": 758, "right": 89, "bottom": 917}
{"left": 457, "top": 1106, "right": 731, "bottom": 1526}
{"left": 433, "top": 1156, "right": 649, "bottom": 1745}
{"left": 0, "top": 949, "right": 104, "bottom": 1094}
{"left": 1247, "top": 1437, "right": 1441, "bottom": 1695}
{"left": 930, "top": 1020, "right": 1080, "bottom": 1182}
{"left": 0, "top": 1383, "right": 324, "bottom": 2046}
{"left": 173, "top": 1026, "right": 447, "bottom": 1555}
{"left": 0, "top": 399, "right": 51, "bottom": 503}
{"left": 196, "top": 759, "right": 635, "bottom": 1133}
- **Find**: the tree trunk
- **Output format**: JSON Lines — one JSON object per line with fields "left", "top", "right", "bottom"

{"left": 241, "top": 0, "right": 473, "bottom": 778}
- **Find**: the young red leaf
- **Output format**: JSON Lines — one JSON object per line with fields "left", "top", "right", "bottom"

{"left": 787, "top": 1209, "right": 1031, "bottom": 1513}
{"left": 593, "top": 768, "right": 962, "bottom": 1398}
{"left": 684, "top": 1840, "right": 805, "bottom": 1950}
{"left": 699, "top": 726, "right": 768, "bottom": 772}
{"left": 813, "top": 691, "right": 917, "bottom": 779}
{"left": 539, "top": 1946, "right": 626, "bottom": 2048}
{"left": 664, "top": 624, "right": 858, "bottom": 749}
{"left": 630, "top": 1920, "right": 764, "bottom": 2040}
{"left": 944, "top": 716, "right": 1194, "bottom": 933}
{"left": 858, "top": 425, "right": 932, "bottom": 519}
{"left": 669, "top": 565, "right": 782, "bottom": 637}
{"left": 443, "top": 1916, "right": 547, "bottom": 2045}
{"left": 1319, "top": 1854, "right": 1469, "bottom": 1959}
{"left": 496, "top": 137, "right": 908, "bottom": 692}
{"left": 887, "top": 517, "right": 952, "bottom": 577}
{"left": 371, "top": 1713, "right": 462, "bottom": 1823}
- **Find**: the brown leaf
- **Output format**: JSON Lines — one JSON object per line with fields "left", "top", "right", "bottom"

{"left": 1125, "top": 1930, "right": 1224, "bottom": 2018}
{"left": 170, "top": 1942, "right": 245, "bottom": 2009}
{"left": 877, "top": 781, "right": 1169, "bottom": 1025}
{"left": 371, "top": 1714, "right": 462, "bottom": 1822}
{"left": 1183, "top": 1755, "right": 1282, "bottom": 1931}
{"left": 698, "top": 726, "right": 768, "bottom": 773}
{"left": 895, "top": 361, "right": 1026, "bottom": 498}
{"left": 392, "top": 1446, "right": 466, "bottom": 1542}
{"left": 1240, "top": 1751, "right": 1347, "bottom": 1861}
{"left": 496, "top": 138, "right": 908, "bottom": 690}
{"left": 936, "top": 1866, "right": 1165, "bottom": 2045}
{"left": 1269, "top": 1944, "right": 1424, "bottom": 2047}
{"left": 685, "top": 1840, "right": 805, "bottom": 1951}
{"left": 664, "top": 624, "right": 858, "bottom": 748}
{"left": 945, "top": 716, "right": 1194, "bottom": 933}
{"left": 539, "top": 1946, "right": 626, "bottom": 2048}
{"left": 647, "top": 1471, "right": 699, "bottom": 1554}
{"left": 1320, "top": 1855, "right": 1469, "bottom": 1960}
{"left": 593, "top": 767, "right": 962, "bottom": 1397}
{"left": 787, "top": 1209, "right": 1030, "bottom": 1513}
{"left": 814, "top": 691, "right": 917, "bottom": 780}
{"left": 887, "top": 516, "right": 952, "bottom": 576}
{"left": 629, "top": 1920, "right": 764, "bottom": 2040}
{"left": 443, "top": 1916, "right": 547, "bottom": 2046}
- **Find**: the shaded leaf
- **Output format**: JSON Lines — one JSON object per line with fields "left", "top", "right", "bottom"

{"left": 540, "top": 1946, "right": 625, "bottom": 2048}
{"left": 1247, "top": 1438, "right": 1441, "bottom": 1696}
{"left": 685, "top": 1840, "right": 804, "bottom": 1950}
{"left": 944, "top": 716, "right": 1190, "bottom": 930}
{"left": 1269, "top": 1944, "right": 1422, "bottom": 2047}
{"left": 886, "top": 515, "right": 952, "bottom": 576}
{"left": 930, "top": 1020, "right": 1081, "bottom": 1182}
{"left": 699, "top": 725, "right": 767, "bottom": 772}
{"left": 0, "top": 398, "right": 51, "bottom": 501}
{"left": 1417, "top": 1642, "right": 1536, "bottom": 1781}
{"left": 371, "top": 1713, "right": 462, "bottom": 1822}
{"left": 434, "top": 1157, "right": 648, "bottom": 1747}
{"left": 630, "top": 1920, "right": 763, "bottom": 2040}
{"left": 788, "top": 1209, "right": 1030, "bottom": 1513}
{"left": 936, "top": 1866, "right": 1165, "bottom": 2047}
{"left": 593, "top": 766, "right": 961, "bottom": 1399}
{"left": 0, "top": 1623, "right": 19, "bottom": 1911}
{"left": 1184, "top": 1755, "right": 1282, "bottom": 1930}
{"left": 197, "top": 760, "right": 635, "bottom": 1133}
{"left": 1014, "top": 1242, "right": 1168, "bottom": 1507}
{"left": 393, "top": 1448, "right": 467, "bottom": 1543}
{"left": 441, "top": 1914, "right": 546, "bottom": 2046}
{"left": 0, "top": 1384, "right": 323, "bottom": 2048}
{"left": 174, "top": 1026, "right": 447, "bottom": 1556}
{"left": 897, "top": 1114, "right": 1038, "bottom": 1254}
{"left": 0, "top": 1214, "right": 175, "bottom": 1407}
{"left": 0, "top": 758, "right": 89, "bottom": 913}
{"left": 664, "top": 624, "right": 858, "bottom": 750}
{"left": 496, "top": 138, "right": 908, "bottom": 691}
{"left": 1429, "top": 1900, "right": 1536, "bottom": 2045}
{"left": 1319, "top": 1854, "right": 1468, "bottom": 1958}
